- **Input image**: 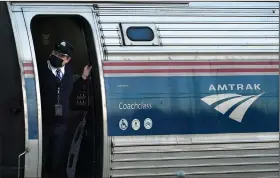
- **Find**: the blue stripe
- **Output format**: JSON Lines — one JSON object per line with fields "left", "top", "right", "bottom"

{"left": 25, "top": 78, "right": 38, "bottom": 139}
{"left": 105, "top": 75, "right": 279, "bottom": 136}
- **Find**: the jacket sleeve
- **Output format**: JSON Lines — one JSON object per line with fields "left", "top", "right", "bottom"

{"left": 73, "top": 76, "right": 87, "bottom": 92}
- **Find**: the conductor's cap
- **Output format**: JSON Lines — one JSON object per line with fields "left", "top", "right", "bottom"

{"left": 53, "top": 40, "right": 74, "bottom": 57}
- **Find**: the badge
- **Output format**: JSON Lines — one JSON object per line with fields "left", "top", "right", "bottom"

{"left": 61, "top": 41, "right": 66, "bottom": 46}
{"left": 55, "top": 104, "right": 63, "bottom": 116}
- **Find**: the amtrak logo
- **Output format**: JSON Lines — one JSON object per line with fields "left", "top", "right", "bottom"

{"left": 201, "top": 92, "right": 264, "bottom": 123}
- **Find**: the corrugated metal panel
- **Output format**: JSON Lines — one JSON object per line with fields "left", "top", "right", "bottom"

{"left": 95, "top": 2, "right": 279, "bottom": 61}
{"left": 96, "top": 2, "right": 279, "bottom": 178}
{"left": 111, "top": 134, "right": 279, "bottom": 178}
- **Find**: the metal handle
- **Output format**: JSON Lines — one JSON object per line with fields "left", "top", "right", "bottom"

{"left": 17, "top": 148, "right": 29, "bottom": 178}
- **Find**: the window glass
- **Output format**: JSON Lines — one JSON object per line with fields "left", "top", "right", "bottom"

{"left": 126, "top": 26, "right": 154, "bottom": 41}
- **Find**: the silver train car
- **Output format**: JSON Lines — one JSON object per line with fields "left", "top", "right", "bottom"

{"left": 0, "top": 1, "right": 279, "bottom": 178}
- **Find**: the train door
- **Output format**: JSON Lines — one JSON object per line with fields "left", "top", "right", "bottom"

{"left": 19, "top": 5, "right": 105, "bottom": 178}
{"left": 0, "top": 2, "right": 26, "bottom": 178}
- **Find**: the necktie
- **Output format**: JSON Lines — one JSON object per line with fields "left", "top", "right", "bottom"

{"left": 56, "top": 69, "right": 63, "bottom": 81}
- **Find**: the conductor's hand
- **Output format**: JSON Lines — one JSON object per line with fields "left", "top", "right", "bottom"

{"left": 82, "top": 65, "right": 92, "bottom": 80}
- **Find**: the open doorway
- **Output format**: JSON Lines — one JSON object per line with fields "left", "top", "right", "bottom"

{"left": 30, "top": 15, "right": 103, "bottom": 178}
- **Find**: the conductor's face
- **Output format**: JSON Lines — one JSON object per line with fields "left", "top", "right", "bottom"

{"left": 52, "top": 50, "right": 71, "bottom": 63}
{"left": 49, "top": 50, "right": 71, "bottom": 68}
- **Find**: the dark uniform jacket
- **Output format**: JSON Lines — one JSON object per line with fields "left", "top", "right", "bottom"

{"left": 38, "top": 61, "right": 87, "bottom": 126}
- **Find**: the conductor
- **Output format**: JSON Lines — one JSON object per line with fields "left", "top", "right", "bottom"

{"left": 38, "top": 40, "right": 92, "bottom": 178}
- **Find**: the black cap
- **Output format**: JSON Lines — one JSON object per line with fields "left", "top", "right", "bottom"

{"left": 53, "top": 40, "right": 74, "bottom": 57}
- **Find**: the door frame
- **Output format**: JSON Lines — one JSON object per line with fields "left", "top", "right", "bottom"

{"left": 7, "top": 3, "right": 109, "bottom": 178}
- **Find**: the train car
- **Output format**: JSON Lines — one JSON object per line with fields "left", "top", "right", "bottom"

{"left": 0, "top": 1, "right": 279, "bottom": 178}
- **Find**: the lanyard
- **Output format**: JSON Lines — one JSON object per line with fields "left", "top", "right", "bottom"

{"left": 56, "top": 81, "right": 62, "bottom": 104}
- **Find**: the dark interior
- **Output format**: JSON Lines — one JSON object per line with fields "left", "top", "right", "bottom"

{"left": 30, "top": 15, "right": 103, "bottom": 178}
{"left": 0, "top": 2, "right": 25, "bottom": 178}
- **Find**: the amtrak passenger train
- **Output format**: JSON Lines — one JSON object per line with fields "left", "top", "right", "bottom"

{"left": 0, "top": 1, "right": 279, "bottom": 178}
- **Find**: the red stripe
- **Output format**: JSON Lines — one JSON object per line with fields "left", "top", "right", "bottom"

{"left": 23, "top": 63, "right": 33, "bottom": 67}
{"left": 104, "top": 68, "right": 279, "bottom": 74}
{"left": 24, "top": 70, "right": 34, "bottom": 74}
{"left": 103, "top": 61, "right": 279, "bottom": 66}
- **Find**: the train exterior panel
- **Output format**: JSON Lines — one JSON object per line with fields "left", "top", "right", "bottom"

{"left": 105, "top": 61, "right": 279, "bottom": 136}
{"left": 3, "top": 1, "right": 280, "bottom": 178}
{"left": 98, "top": 2, "right": 280, "bottom": 178}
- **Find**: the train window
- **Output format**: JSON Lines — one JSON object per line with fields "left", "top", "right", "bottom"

{"left": 126, "top": 26, "right": 154, "bottom": 41}
{"left": 121, "top": 24, "right": 159, "bottom": 46}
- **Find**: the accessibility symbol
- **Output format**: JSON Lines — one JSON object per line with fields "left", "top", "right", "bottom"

{"left": 119, "top": 119, "right": 128, "bottom": 130}
{"left": 132, "top": 119, "right": 140, "bottom": 130}
{"left": 144, "top": 118, "right": 153, "bottom": 130}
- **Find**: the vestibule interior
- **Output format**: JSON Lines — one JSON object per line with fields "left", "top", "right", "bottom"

{"left": 30, "top": 14, "right": 103, "bottom": 178}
